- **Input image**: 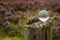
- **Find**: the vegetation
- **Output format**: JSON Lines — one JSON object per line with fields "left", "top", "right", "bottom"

{"left": 0, "top": 0, "right": 60, "bottom": 40}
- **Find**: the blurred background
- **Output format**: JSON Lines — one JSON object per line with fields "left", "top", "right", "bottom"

{"left": 0, "top": 0, "right": 60, "bottom": 40}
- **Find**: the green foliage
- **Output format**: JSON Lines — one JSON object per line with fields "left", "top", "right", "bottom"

{"left": 53, "top": 36, "right": 60, "bottom": 40}
{"left": 0, "top": 37, "right": 4, "bottom": 40}
{"left": 11, "top": 36, "right": 24, "bottom": 40}
{"left": 11, "top": 18, "right": 19, "bottom": 25}
{"left": 21, "top": 18, "right": 28, "bottom": 28}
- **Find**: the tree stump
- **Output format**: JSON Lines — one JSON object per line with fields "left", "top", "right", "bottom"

{"left": 25, "top": 25, "right": 45, "bottom": 40}
{"left": 24, "top": 17, "right": 54, "bottom": 40}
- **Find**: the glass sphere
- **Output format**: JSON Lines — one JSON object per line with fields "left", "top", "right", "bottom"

{"left": 38, "top": 10, "right": 49, "bottom": 22}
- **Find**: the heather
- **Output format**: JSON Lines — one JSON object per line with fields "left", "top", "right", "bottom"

{"left": 0, "top": 0, "right": 60, "bottom": 40}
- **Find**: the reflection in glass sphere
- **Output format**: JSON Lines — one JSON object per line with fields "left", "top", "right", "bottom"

{"left": 38, "top": 10, "right": 49, "bottom": 22}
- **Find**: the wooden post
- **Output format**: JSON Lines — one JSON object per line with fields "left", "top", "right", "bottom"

{"left": 25, "top": 20, "right": 53, "bottom": 40}
{"left": 25, "top": 27, "right": 45, "bottom": 40}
